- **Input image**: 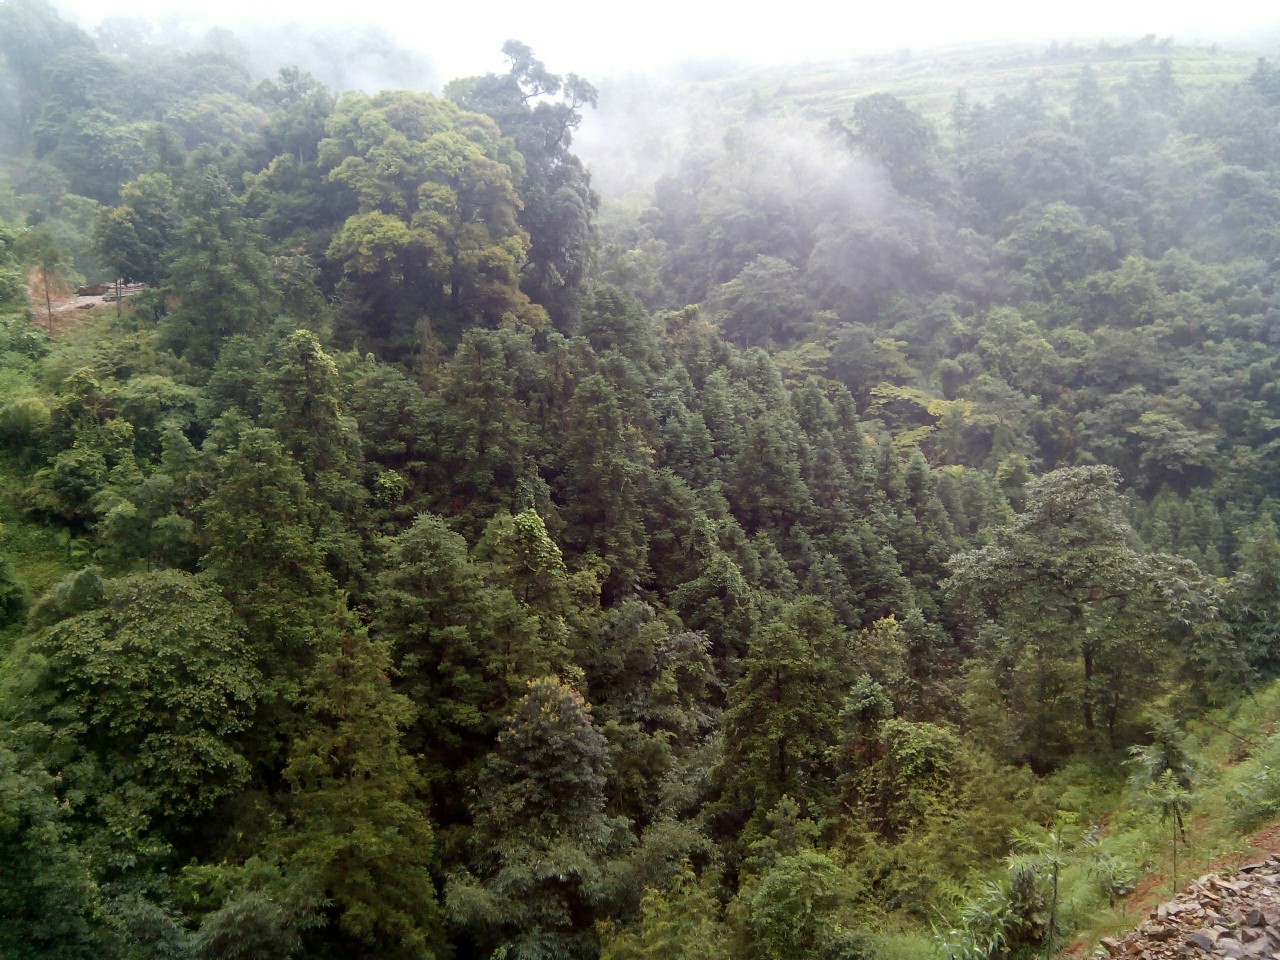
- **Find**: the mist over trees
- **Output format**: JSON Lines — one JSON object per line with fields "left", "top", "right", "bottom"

{"left": 3, "top": 1, "right": 1280, "bottom": 956}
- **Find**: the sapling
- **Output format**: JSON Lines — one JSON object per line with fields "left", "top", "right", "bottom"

{"left": 1145, "top": 769, "right": 1192, "bottom": 894}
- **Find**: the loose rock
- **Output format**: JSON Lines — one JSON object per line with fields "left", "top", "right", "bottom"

{"left": 1097, "top": 857, "right": 1280, "bottom": 959}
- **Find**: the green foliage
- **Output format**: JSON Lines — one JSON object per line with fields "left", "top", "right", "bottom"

{"left": 26, "top": 564, "right": 104, "bottom": 627}
{"left": 669, "top": 526, "right": 760, "bottom": 661}
{"left": 0, "top": 741, "right": 101, "bottom": 958}
{"left": 1125, "top": 716, "right": 1199, "bottom": 792}
{"left": 846, "top": 717, "right": 966, "bottom": 839}
{"left": 251, "top": 67, "right": 336, "bottom": 166}
{"left": 448, "top": 676, "right": 631, "bottom": 960}
{"left": 948, "top": 466, "right": 1231, "bottom": 765}
{"left": 1126, "top": 720, "right": 1197, "bottom": 892}
{"left": 6, "top": 26, "right": 1280, "bottom": 960}
{"left": 320, "top": 89, "right": 547, "bottom": 353}
{"left": 199, "top": 426, "right": 334, "bottom": 661}
{"left": 17, "top": 570, "right": 259, "bottom": 846}
{"left": 275, "top": 604, "right": 445, "bottom": 959}
{"left": 1226, "top": 730, "right": 1280, "bottom": 828}
{"left": 557, "top": 372, "right": 652, "bottom": 600}
{"left": 422, "top": 327, "right": 540, "bottom": 532}
{"left": 447, "top": 41, "right": 598, "bottom": 325}
{"left": 254, "top": 328, "right": 366, "bottom": 576}
{"left": 935, "top": 872, "right": 1046, "bottom": 960}
{"left": 600, "top": 861, "right": 729, "bottom": 960}
{"left": 0, "top": 556, "right": 26, "bottom": 629}
{"left": 0, "top": 229, "right": 31, "bottom": 315}
{"left": 1005, "top": 816, "right": 1084, "bottom": 952}
{"left": 1230, "top": 516, "right": 1280, "bottom": 674}
{"left": 712, "top": 256, "right": 808, "bottom": 350}
{"left": 736, "top": 846, "right": 869, "bottom": 960}
{"left": 185, "top": 858, "right": 320, "bottom": 960}
{"left": 372, "top": 510, "right": 513, "bottom": 801}
{"left": 92, "top": 172, "right": 176, "bottom": 286}
{"left": 720, "top": 599, "right": 852, "bottom": 822}
{"left": 160, "top": 171, "right": 279, "bottom": 366}
{"left": 1143, "top": 770, "right": 1193, "bottom": 891}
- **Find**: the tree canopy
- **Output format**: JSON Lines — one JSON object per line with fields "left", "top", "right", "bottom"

{"left": 2, "top": 13, "right": 1280, "bottom": 959}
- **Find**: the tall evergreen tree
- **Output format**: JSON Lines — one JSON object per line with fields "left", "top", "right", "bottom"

{"left": 161, "top": 170, "right": 279, "bottom": 366}
{"left": 199, "top": 426, "right": 335, "bottom": 717}
{"left": 447, "top": 677, "right": 630, "bottom": 960}
{"left": 447, "top": 41, "right": 599, "bottom": 326}
{"left": 718, "top": 599, "right": 852, "bottom": 824}
{"left": 557, "top": 373, "right": 652, "bottom": 601}
{"left": 275, "top": 604, "right": 444, "bottom": 960}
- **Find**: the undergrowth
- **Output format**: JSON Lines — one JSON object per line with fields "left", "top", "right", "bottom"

{"left": 883, "top": 679, "right": 1280, "bottom": 960}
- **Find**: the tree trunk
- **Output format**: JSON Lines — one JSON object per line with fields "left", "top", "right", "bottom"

{"left": 1082, "top": 641, "right": 1095, "bottom": 732}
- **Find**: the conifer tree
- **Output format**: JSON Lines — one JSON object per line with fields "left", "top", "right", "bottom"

{"left": 200, "top": 426, "right": 335, "bottom": 712}
{"left": 557, "top": 373, "right": 652, "bottom": 600}
{"left": 373, "top": 513, "right": 497, "bottom": 807}
{"left": 426, "top": 329, "right": 538, "bottom": 536}
{"left": 601, "top": 861, "right": 729, "bottom": 960}
{"left": 719, "top": 599, "right": 851, "bottom": 822}
{"left": 448, "top": 677, "right": 630, "bottom": 960}
{"left": 275, "top": 603, "right": 444, "bottom": 960}
{"left": 471, "top": 509, "right": 579, "bottom": 706}
{"left": 161, "top": 170, "right": 279, "bottom": 366}
{"left": 1231, "top": 516, "right": 1280, "bottom": 674}
{"left": 669, "top": 519, "right": 761, "bottom": 664}
{"left": 255, "top": 329, "right": 367, "bottom": 581}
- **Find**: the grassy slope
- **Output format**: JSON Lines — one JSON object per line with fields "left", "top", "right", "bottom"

{"left": 1055, "top": 682, "right": 1280, "bottom": 955}
{"left": 581, "top": 37, "right": 1271, "bottom": 199}
{"left": 696, "top": 39, "right": 1265, "bottom": 121}
{"left": 0, "top": 310, "right": 78, "bottom": 653}
{"left": 0, "top": 460, "right": 68, "bottom": 596}
{"left": 0, "top": 461, "right": 69, "bottom": 658}
{"left": 861, "top": 681, "right": 1280, "bottom": 959}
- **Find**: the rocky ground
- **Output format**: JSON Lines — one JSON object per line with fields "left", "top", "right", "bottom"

{"left": 1100, "top": 858, "right": 1280, "bottom": 958}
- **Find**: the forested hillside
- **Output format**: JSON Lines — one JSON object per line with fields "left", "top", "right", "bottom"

{"left": 4, "top": 0, "right": 1280, "bottom": 956}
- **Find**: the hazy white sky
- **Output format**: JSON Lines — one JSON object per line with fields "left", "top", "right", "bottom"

{"left": 51, "top": 0, "right": 1280, "bottom": 82}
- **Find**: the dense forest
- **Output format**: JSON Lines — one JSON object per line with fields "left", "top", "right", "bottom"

{"left": 4, "top": 1, "right": 1280, "bottom": 956}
